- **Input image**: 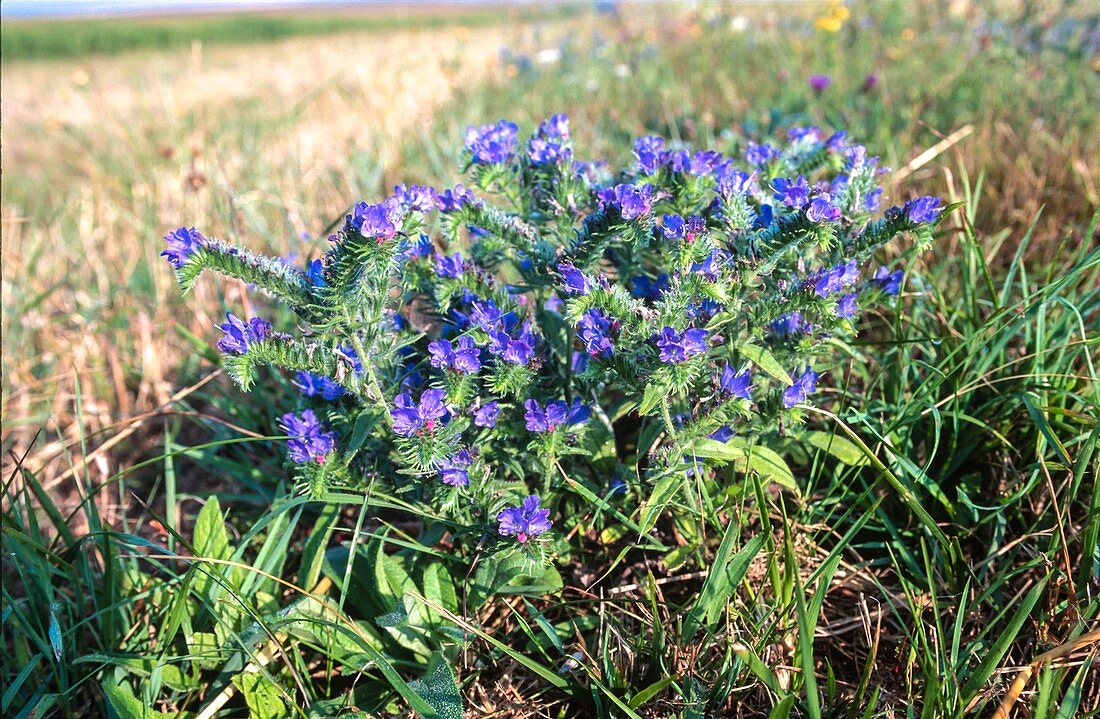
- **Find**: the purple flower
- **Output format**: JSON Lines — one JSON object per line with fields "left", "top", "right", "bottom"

{"left": 634, "top": 135, "right": 666, "bottom": 175}
{"left": 656, "top": 327, "right": 709, "bottom": 363}
{"left": 434, "top": 184, "right": 478, "bottom": 213}
{"left": 435, "top": 252, "right": 465, "bottom": 278}
{"left": 350, "top": 198, "right": 401, "bottom": 240}
{"left": 903, "top": 196, "right": 943, "bottom": 224}
{"left": 472, "top": 401, "right": 500, "bottom": 428}
{"left": 837, "top": 293, "right": 858, "bottom": 318}
{"left": 470, "top": 299, "right": 516, "bottom": 332}
{"left": 280, "top": 409, "right": 338, "bottom": 464}
{"left": 686, "top": 298, "right": 722, "bottom": 322}
{"left": 719, "top": 365, "right": 752, "bottom": 400}
{"left": 428, "top": 336, "right": 482, "bottom": 374}
{"left": 812, "top": 262, "right": 856, "bottom": 297}
{"left": 539, "top": 113, "right": 570, "bottom": 139}
{"left": 528, "top": 137, "right": 571, "bottom": 166}
{"left": 497, "top": 495, "right": 552, "bottom": 543}
{"left": 864, "top": 187, "right": 884, "bottom": 212}
{"left": 162, "top": 226, "right": 206, "bottom": 268}
{"left": 618, "top": 184, "right": 653, "bottom": 220}
{"left": 294, "top": 371, "right": 345, "bottom": 400}
{"left": 753, "top": 204, "right": 775, "bottom": 229}
{"left": 394, "top": 184, "right": 437, "bottom": 212}
{"left": 773, "top": 176, "right": 811, "bottom": 208}
{"left": 745, "top": 141, "right": 778, "bottom": 166}
{"left": 788, "top": 126, "right": 822, "bottom": 144}
{"left": 661, "top": 214, "right": 686, "bottom": 240}
{"left": 438, "top": 449, "right": 474, "bottom": 487}
{"left": 688, "top": 150, "right": 724, "bottom": 176}
{"left": 390, "top": 388, "right": 448, "bottom": 436}
{"left": 810, "top": 74, "right": 831, "bottom": 93}
{"left": 487, "top": 323, "right": 537, "bottom": 366}
{"left": 713, "top": 164, "right": 755, "bottom": 197}
{"left": 861, "top": 73, "right": 879, "bottom": 93}
{"left": 544, "top": 293, "right": 563, "bottom": 314}
{"left": 216, "top": 312, "right": 272, "bottom": 355}
{"left": 782, "top": 368, "right": 820, "bottom": 408}
{"left": 805, "top": 196, "right": 842, "bottom": 223}
{"left": 577, "top": 308, "right": 614, "bottom": 357}
{"left": 398, "top": 235, "right": 432, "bottom": 264}
{"left": 872, "top": 267, "right": 904, "bottom": 295}
{"left": 524, "top": 398, "right": 589, "bottom": 432}
{"left": 557, "top": 262, "right": 591, "bottom": 295}
{"left": 571, "top": 351, "right": 588, "bottom": 374}
{"left": 465, "top": 119, "right": 519, "bottom": 164}
{"left": 771, "top": 312, "right": 804, "bottom": 337}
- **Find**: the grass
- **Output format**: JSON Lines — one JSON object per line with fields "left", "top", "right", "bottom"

{"left": 0, "top": 4, "right": 573, "bottom": 61}
{"left": 3, "top": 1, "right": 1099, "bottom": 717}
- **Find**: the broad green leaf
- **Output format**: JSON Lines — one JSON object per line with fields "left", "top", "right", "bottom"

{"left": 638, "top": 472, "right": 682, "bottom": 534}
{"left": 805, "top": 431, "right": 869, "bottom": 466}
{"left": 639, "top": 381, "right": 669, "bottom": 415}
{"left": 101, "top": 679, "right": 173, "bottom": 719}
{"left": 690, "top": 438, "right": 798, "bottom": 492}
{"left": 684, "top": 533, "right": 765, "bottom": 636}
{"left": 233, "top": 672, "right": 285, "bottom": 719}
{"left": 192, "top": 497, "right": 233, "bottom": 599}
{"left": 738, "top": 343, "right": 792, "bottom": 386}
{"left": 408, "top": 653, "right": 464, "bottom": 719}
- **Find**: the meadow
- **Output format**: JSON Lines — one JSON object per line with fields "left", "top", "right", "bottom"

{"left": 2, "top": 1, "right": 1098, "bottom": 717}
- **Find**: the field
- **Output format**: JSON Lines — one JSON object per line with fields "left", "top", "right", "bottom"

{"left": 2, "top": 0, "right": 1098, "bottom": 717}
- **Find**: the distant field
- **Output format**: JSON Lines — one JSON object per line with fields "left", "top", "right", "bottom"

{"left": 0, "top": 3, "right": 572, "bottom": 61}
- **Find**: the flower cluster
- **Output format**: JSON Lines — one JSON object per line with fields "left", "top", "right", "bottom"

{"left": 165, "top": 114, "right": 944, "bottom": 555}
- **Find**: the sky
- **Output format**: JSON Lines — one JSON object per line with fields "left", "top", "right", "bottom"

{"left": 0, "top": 0, "right": 380, "bottom": 18}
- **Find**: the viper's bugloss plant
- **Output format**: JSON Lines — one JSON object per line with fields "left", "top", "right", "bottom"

{"left": 164, "top": 114, "right": 946, "bottom": 562}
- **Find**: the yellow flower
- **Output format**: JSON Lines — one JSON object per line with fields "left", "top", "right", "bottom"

{"left": 814, "top": 16, "right": 844, "bottom": 33}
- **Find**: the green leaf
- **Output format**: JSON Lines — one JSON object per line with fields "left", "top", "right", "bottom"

{"left": 738, "top": 343, "right": 792, "bottom": 386}
{"left": 684, "top": 533, "right": 766, "bottom": 636}
{"left": 101, "top": 679, "right": 173, "bottom": 719}
{"left": 233, "top": 672, "right": 286, "bottom": 719}
{"left": 689, "top": 438, "right": 798, "bottom": 492}
{"left": 638, "top": 472, "right": 682, "bottom": 535}
{"left": 639, "top": 381, "right": 669, "bottom": 415}
{"left": 805, "top": 431, "right": 869, "bottom": 466}
{"left": 408, "top": 653, "right": 464, "bottom": 719}
{"left": 192, "top": 497, "right": 233, "bottom": 598}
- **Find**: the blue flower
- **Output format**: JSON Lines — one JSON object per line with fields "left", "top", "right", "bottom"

{"left": 571, "top": 351, "right": 589, "bottom": 374}
{"left": 524, "top": 398, "right": 590, "bottom": 432}
{"left": 577, "top": 308, "right": 614, "bottom": 357}
{"left": 708, "top": 425, "right": 735, "bottom": 442}
{"left": 903, "top": 196, "right": 943, "bottom": 224}
{"left": 753, "top": 204, "right": 775, "bottom": 229}
{"left": 618, "top": 184, "right": 653, "bottom": 220}
{"left": 773, "top": 176, "right": 811, "bottom": 208}
{"left": 837, "top": 293, "right": 858, "bottom": 318}
{"left": 686, "top": 298, "right": 722, "bottom": 322}
{"left": 745, "top": 141, "right": 778, "bottom": 166}
{"left": 305, "top": 258, "right": 326, "bottom": 286}
{"left": 497, "top": 495, "right": 552, "bottom": 543}
{"left": 661, "top": 214, "right": 686, "bottom": 240}
{"left": 805, "top": 196, "right": 842, "bottom": 223}
{"left": 394, "top": 184, "right": 437, "bottom": 212}
{"left": 435, "top": 252, "right": 465, "bottom": 278}
{"left": 294, "top": 371, "right": 345, "bottom": 400}
{"left": 634, "top": 135, "right": 666, "bottom": 175}
{"left": 719, "top": 365, "right": 752, "bottom": 400}
{"left": 428, "top": 336, "right": 482, "bottom": 374}
{"left": 397, "top": 235, "right": 432, "bottom": 264}
{"left": 691, "top": 250, "right": 727, "bottom": 281}
{"left": 864, "top": 187, "right": 884, "bottom": 212}
{"left": 872, "top": 267, "right": 904, "bottom": 295}
{"left": 390, "top": 388, "right": 448, "bottom": 436}
{"left": 782, "top": 368, "right": 820, "bottom": 408}
{"left": 528, "top": 115, "right": 572, "bottom": 166}
{"left": 472, "top": 401, "right": 500, "bottom": 428}
{"left": 771, "top": 312, "right": 805, "bottom": 337}
{"left": 280, "top": 409, "right": 337, "bottom": 464}
{"left": 465, "top": 119, "right": 519, "bottom": 164}
{"left": 713, "top": 164, "right": 755, "bottom": 197}
{"left": 656, "top": 327, "right": 709, "bottom": 363}
{"left": 557, "top": 262, "right": 591, "bottom": 295}
{"left": 216, "top": 312, "right": 272, "bottom": 354}
{"left": 788, "top": 126, "right": 822, "bottom": 144}
{"left": 470, "top": 299, "right": 517, "bottom": 333}
{"left": 812, "top": 260, "right": 858, "bottom": 297}
{"left": 438, "top": 448, "right": 474, "bottom": 487}
{"left": 162, "top": 226, "right": 206, "bottom": 268}
{"left": 630, "top": 273, "right": 669, "bottom": 300}
{"left": 544, "top": 293, "right": 563, "bottom": 314}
